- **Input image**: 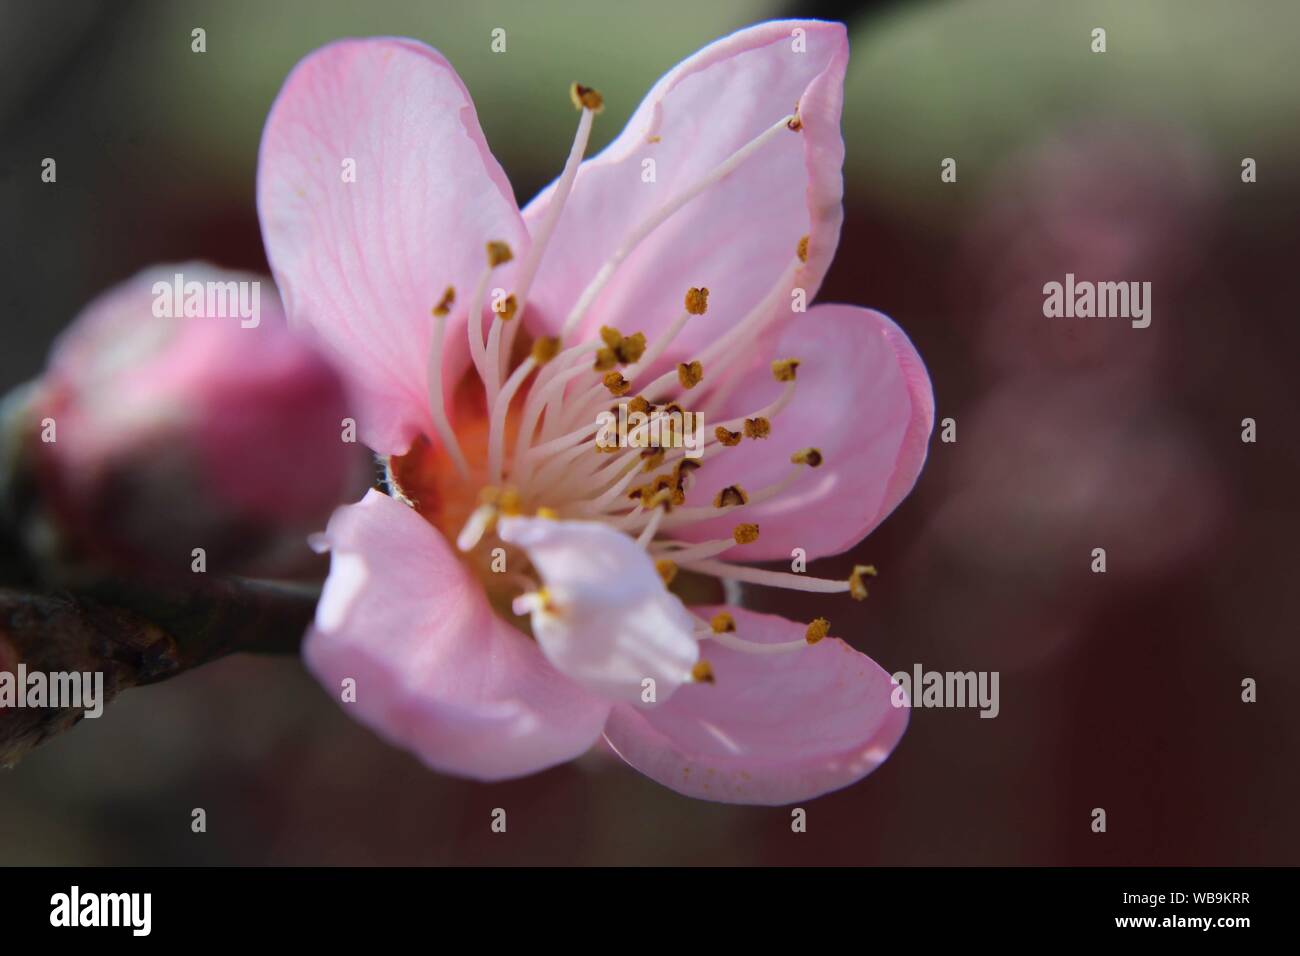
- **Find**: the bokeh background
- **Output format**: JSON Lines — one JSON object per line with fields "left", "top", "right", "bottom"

{"left": 2, "top": 0, "right": 1298, "bottom": 864}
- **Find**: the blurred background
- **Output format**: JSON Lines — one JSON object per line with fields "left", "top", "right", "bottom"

{"left": 1, "top": 0, "right": 1298, "bottom": 865}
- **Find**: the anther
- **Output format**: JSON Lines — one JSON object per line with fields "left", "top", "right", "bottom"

{"left": 570, "top": 83, "right": 604, "bottom": 113}
{"left": 690, "top": 659, "right": 715, "bottom": 684}
{"left": 486, "top": 241, "right": 514, "bottom": 267}
{"left": 772, "top": 358, "right": 800, "bottom": 381}
{"left": 710, "top": 612, "right": 736, "bottom": 634}
{"left": 685, "top": 287, "right": 710, "bottom": 315}
{"left": 714, "top": 485, "right": 748, "bottom": 508}
{"left": 603, "top": 371, "right": 631, "bottom": 396}
{"left": 848, "top": 564, "right": 877, "bottom": 601}
{"left": 677, "top": 360, "right": 703, "bottom": 389}
{"left": 432, "top": 285, "right": 456, "bottom": 317}
{"left": 496, "top": 294, "right": 519, "bottom": 321}
{"left": 656, "top": 559, "right": 678, "bottom": 585}
{"left": 732, "top": 523, "right": 760, "bottom": 545}
{"left": 531, "top": 335, "right": 561, "bottom": 364}
{"left": 715, "top": 426, "right": 742, "bottom": 447}
{"left": 743, "top": 417, "right": 771, "bottom": 440}
{"left": 796, "top": 235, "right": 809, "bottom": 263}
{"left": 791, "top": 447, "right": 823, "bottom": 468}
{"left": 805, "top": 617, "right": 830, "bottom": 644}
{"left": 536, "top": 506, "right": 559, "bottom": 519}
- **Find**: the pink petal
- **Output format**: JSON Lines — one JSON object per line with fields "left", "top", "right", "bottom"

{"left": 603, "top": 606, "right": 908, "bottom": 804}
{"left": 522, "top": 20, "right": 847, "bottom": 356}
{"left": 304, "top": 490, "right": 610, "bottom": 780}
{"left": 498, "top": 516, "right": 699, "bottom": 705}
{"left": 257, "top": 38, "right": 527, "bottom": 455}
{"left": 682, "top": 303, "right": 933, "bottom": 560}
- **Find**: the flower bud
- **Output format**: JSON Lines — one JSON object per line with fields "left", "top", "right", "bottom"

{"left": 21, "top": 263, "right": 366, "bottom": 578}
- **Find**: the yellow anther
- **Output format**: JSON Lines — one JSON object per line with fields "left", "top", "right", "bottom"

{"left": 486, "top": 240, "right": 514, "bottom": 267}
{"left": 677, "top": 360, "right": 704, "bottom": 389}
{"left": 432, "top": 285, "right": 456, "bottom": 317}
{"left": 570, "top": 83, "right": 604, "bottom": 113}
{"left": 791, "top": 447, "right": 823, "bottom": 468}
{"left": 656, "top": 559, "right": 678, "bottom": 585}
{"left": 690, "top": 659, "right": 715, "bottom": 684}
{"left": 796, "top": 235, "right": 809, "bottom": 263}
{"left": 743, "top": 417, "right": 771, "bottom": 440}
{"left": 498, "top": 487, "right": 522, "bottom": 516}
{"left": 627, "top": 395, "right": 651, "bottom": 416}
{"left": 603, "top": 371, "right": 631, "bottom": 396}
{"left": 732, "top": 523, "right": 760, "bottom": 545}
{"left": 496, "top": 294, "right": 518, "bottom": 321}
{"left": 772, "top": 358, "right": 800, "bottom": 381}
{"left": 715, "top": 426, "right": 742, "bottom": 447}
{"left": 685, "top": 287, "right": 710, "bottom": 315}
{"left": 593, "top": 347, "right": 618, "bottom": 371}
{"left": 805, "top": 617, "right": 830, "bottom": 645}
{"left": 787, "top": 112, "right": 803, "bottom": 132}
{"left": 714, "top": 485, "right": 748, "bottom": 508}
{"left": 710, "top": 612, "right": 736, "bottom": 634}
{"left": 535, "top": 506, "right": 559, "bottom": 519}
{"left": 599, "top": 326, "right": 623, "bottom": 349}
{"left": 531, "top": 335, "right": 561, "bottom": 364}
{"left": 848, "top": 564, "right": 878, "bottom": 601}
{"left": 617, "top": 331, "right": 646, "bottom": 364}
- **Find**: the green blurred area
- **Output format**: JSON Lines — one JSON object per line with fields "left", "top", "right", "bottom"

{"left": 113, "top": 0, "right": 1300, "bottom": 217}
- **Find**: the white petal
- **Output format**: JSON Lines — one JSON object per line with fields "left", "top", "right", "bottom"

{"left": 498, "top": 517, "right": 699, "bottom": 705}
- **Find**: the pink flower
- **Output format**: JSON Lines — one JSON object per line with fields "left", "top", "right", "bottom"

{"left": 257, "top": 20, "right": 933, "bottom": 803}
{"left": 30, "top": 263, "right": 360, "bottom": 577}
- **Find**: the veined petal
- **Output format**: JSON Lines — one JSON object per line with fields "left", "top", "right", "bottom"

{"left": 304, "top": 490, "right": 610, "bottom": 781}
{"left": 498, "top": 516, "right": 700, "bottom": 706}
{"left": 682, "top": 303, "right": 933, "bottom": 560}
{"left": 257, "top": 37, "right": 527, "bottom": 455}
{"left": 603, "top": 606, "right": 909, "bottom": 804}
{"left": 523, "top": 20, "right": 847, "bottom": 357}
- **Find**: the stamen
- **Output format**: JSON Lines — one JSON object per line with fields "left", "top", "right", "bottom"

{"left": 432, "top": 286, "right": 455, "bottom": 316}
{"left": 603, "top": 371, "right": 631, "bottom": 396}
{"left": 569, "top": 83, "right": 605, "bottom": 113}
{"left": 706, "top": 628, "right": 808, "bottom": 655}
{"left": 715, "top": 426, "right": 742, "bottom": 447}
{"left": 805, "top": 617, "right": 830, "bottom": 644}
{"left": 426, "top": 305, "right": 471, "bottom": 479}
{"left": 677, "top": 360, "right": 704, "bottom": 389}
{"left": 561, "top": 113, "right": 797, "bottom": 338}
{"left": 656, "top": 558, "right": 678, "bottom": 586}
{"left": 791, "top": 447, "right": 823, "bottom": 467}
{"left": 488, "top": 356, "right": 538, "bottom": 483}
{"left": 714, "top": 485, "right": 748, "bottom": 508}
{"left": 675, "top": 558, "right": 852, "bottom": 595}
{"left": 848, "top": 564, "right": 877, "bottom": 601}
{"left": 636, "top": 505, "right": 665, "bottom": 547}
{"left": 733, "top": 522, "right": 760, "bottom": 544}
{"left": 690, "top": 659, "right": 715, "bottom": 684}
{"left": 742, "top": 416, "right": 770, "bottom": 440}
{"left": 796, "top": 235, "right": 809, "bottom": 263}
{"left": 772, "top": 358, "right": 800, "bottom": 381}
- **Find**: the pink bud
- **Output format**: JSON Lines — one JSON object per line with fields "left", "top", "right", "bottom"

{"left": 29, "top": 263, "right": 365, "bottom": 576}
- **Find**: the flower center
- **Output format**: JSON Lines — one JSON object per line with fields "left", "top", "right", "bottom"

{"left": 396, "top": 85, "right": 875, "bottom": 659}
